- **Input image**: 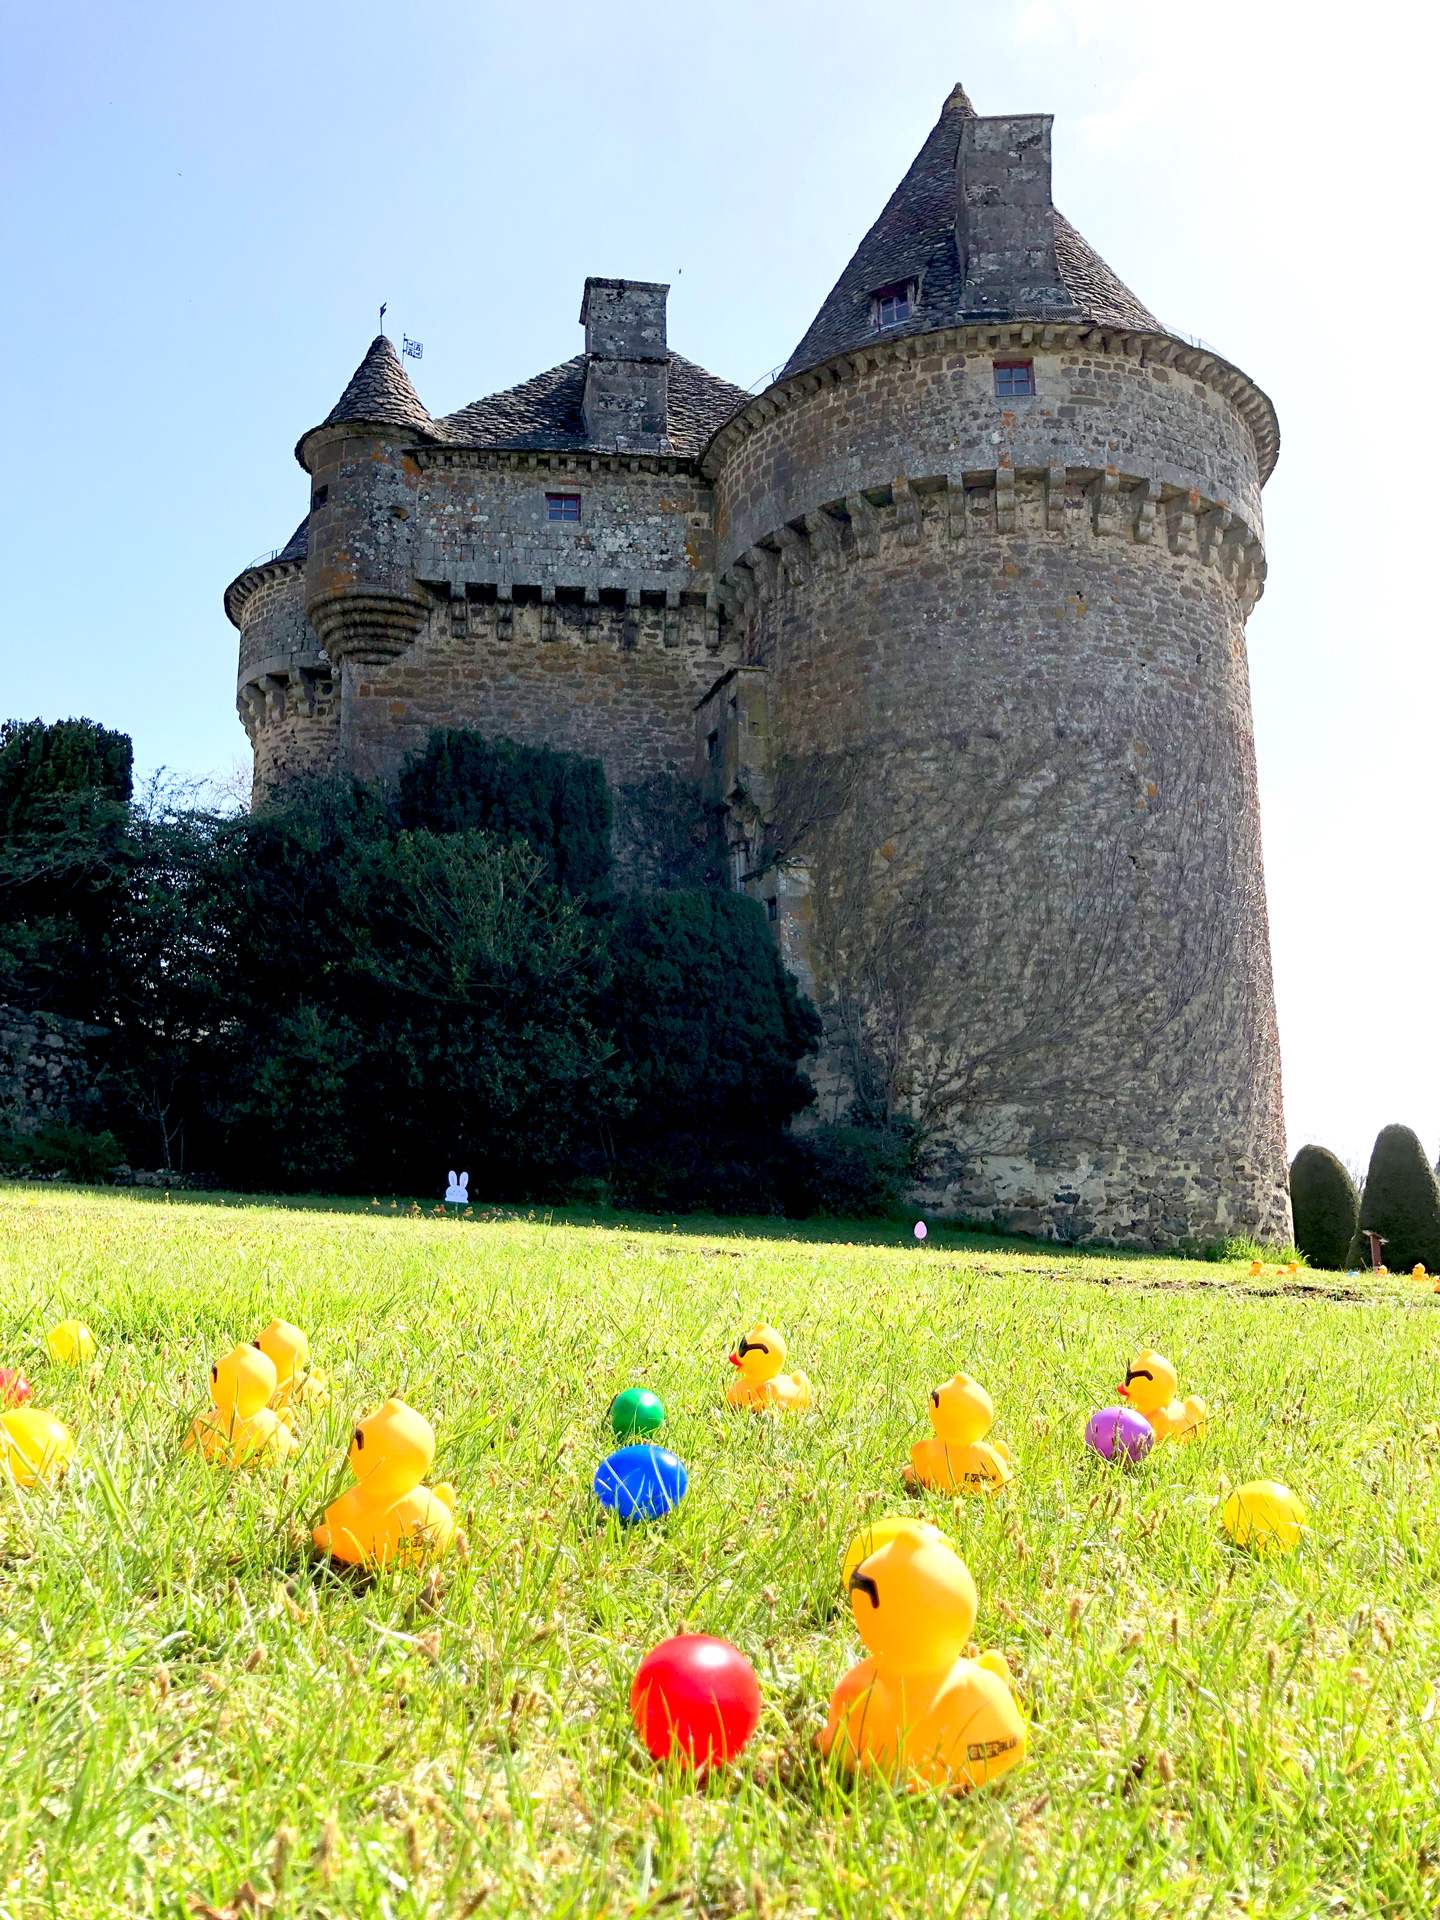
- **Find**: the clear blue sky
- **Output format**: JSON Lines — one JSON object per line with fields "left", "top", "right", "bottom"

{"left": 2, "top": 0, "right": 1435, "bottom": 1177}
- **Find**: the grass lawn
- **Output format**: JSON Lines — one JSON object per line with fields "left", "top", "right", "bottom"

{"left": 1, "top": 1184, "right": 1438, "bottom": 1919}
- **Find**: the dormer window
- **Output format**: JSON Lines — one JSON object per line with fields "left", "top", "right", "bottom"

{"left": 872, "top": 282, "right": 913, "bottom": 330}
{"left": 994, "top": 361, "right": 1035, "bottom": 398}
{"left": 546, "top": 493, "right": 582, "bottom": 523}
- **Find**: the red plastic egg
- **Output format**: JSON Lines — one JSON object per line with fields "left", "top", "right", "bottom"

{"left": 630, "top": 1633, "right": 761, "bottom": 1765}
{"left": 0, "top": 1369, "right": 31, "bottom": 1409}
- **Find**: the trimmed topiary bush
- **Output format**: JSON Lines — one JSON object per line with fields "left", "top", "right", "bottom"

{"left": 1289, "top": 1144, "right": 1360, "bottom": 1271}
{"left": 1345, "top": 1124, "right": 1440, "bottom": 1273}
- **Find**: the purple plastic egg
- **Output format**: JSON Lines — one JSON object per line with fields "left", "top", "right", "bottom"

{"left": 1085, "top": 1405, "right": 1154, "bottom": 1465}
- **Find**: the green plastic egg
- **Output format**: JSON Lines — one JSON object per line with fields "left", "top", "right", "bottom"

{"left": 612, "top": 1387, "right": 666, "bottom": 1438}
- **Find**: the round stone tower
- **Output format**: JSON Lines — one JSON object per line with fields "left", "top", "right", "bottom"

{"left": 704, "top": 86, "right": 1289, "bottom": 1247}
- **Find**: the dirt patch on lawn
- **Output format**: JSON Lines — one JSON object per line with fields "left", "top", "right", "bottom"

{"left": 960, "top": 1263, "right": 1401, "bottom": 1306}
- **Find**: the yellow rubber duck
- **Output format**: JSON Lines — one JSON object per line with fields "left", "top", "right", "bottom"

{"left": 725, "top": 1324, "right": 811, "bottom": 1412}
{"left": 0, "top": 1407, "right": 75, "bottom": 1487}
{"left": 313, "top": 1398, "right": 456, "bottom": 1569}
{"left": 819, "top": 1522, "right": 1026, "bottom": 1792}
{"left": 1117, "top": 1348, "right": 1207, "bottom": 1444}
{"left": 906, "top": 1374, "right": 1012, "bottom": 1494}
{"left": 45, "top": 1319, "right": 96, "bottom": 1366}
{"left": 254, "top": 1319, "right": 329, "bottom": 1412}
{"left": 840, "top": 1514, "right": 935, "bottom": 1588}
{"left": 185, "top": 1345, "right": 299, "bottom": 1468}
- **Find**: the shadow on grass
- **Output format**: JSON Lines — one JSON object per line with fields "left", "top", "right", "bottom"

{"left": 4, "top": 1178, "right": 1223, "bottom": 1263}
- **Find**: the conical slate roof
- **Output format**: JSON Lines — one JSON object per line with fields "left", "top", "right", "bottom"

{"left": 295, "top": 334, "right": 436, "bottom": 467}
{"left": 276, "top": 514, "right": 309, "bottom": 563}
{"left": 782, "top": 85, "right": 1159, "bottom": 378}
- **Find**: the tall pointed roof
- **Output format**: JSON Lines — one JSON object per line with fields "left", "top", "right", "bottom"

{"left": 295, "top": 334, "right": 436, "bottom": 468}
{"left": 782, "top": 85, "right": 1158, "bottom": 378}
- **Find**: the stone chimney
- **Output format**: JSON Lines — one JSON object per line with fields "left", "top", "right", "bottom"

{"left": 580, "top": 277, "right": 670, "bottom": 449}
{"left": 955, "top": 116, "right": 1081, "bottom": 319}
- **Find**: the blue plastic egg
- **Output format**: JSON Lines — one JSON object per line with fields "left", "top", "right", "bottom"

{"left": 593, "top": 1444, "right": 688, "bottom": 1522}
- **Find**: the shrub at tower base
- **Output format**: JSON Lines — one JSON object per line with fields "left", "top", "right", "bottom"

{"left": 1288, "top": 1145, "right": 1360, "bottom": 1271}
{"left": 396, "top": 728, "right": 613, "bottom": 903}
{"left": 210, "top": 800, "right": 615, "bottom": 1193}
{"left": 0, "top": 715, "right": 890, "bottom": 1210}
{"left": 1345, "top": 1125, "right": 1440, "bottom": 1273}
{"left": 597, "top": 890, "right": 822, "bottom": 1213}
{"left": 0, "top": 717, "right": 136, "bottom": 1014}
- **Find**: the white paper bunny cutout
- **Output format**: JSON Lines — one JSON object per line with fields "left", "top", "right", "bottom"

{"left": 445, "top": 1170, "right": 469, "bottom": 1204}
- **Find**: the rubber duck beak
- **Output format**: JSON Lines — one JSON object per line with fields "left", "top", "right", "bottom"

{"left": 728, "top": 1353, "right": 742, "bottom": 1367}
{"left": 1116, "top": 1384, "right": 1129, "bottom": 1397}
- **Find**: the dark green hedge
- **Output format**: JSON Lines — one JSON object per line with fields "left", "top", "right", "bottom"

{"left": 0, "top": 717, "right": 132, "bottom": 836}
{"left": 1346, "top": 1124, "right": 1440, "bottom": 1272}
{"left": 0, "top": 720, "right": 824, "bottom": 1207}
{"left": 1289, "top": 1144, "right": 1359, "bottom": 1270}
{"left": 397, "top": 730, "right": 612, "bottom": 901}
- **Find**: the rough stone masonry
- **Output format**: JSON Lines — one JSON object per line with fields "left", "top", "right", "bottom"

{"left": 224, "top": 83, "right": 1290, "bottom": 1249}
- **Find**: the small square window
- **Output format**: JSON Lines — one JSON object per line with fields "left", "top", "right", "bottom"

{"left": 310, "top": 485, "right": 328, "bottom": 510}
{"left": 706, "top": 730, "right": 720, "bottom": 762}
{"left": 874, "top": 285, "right": 911, "bottom": 330}
{"left": 546, "top": 493, "right": 582, "bottom": 523}
{"left": 993, "top": 361, "right": 1035, "bottom": 398}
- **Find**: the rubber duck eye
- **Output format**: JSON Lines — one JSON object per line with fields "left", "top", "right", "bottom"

{"left": 931, "top": 1390, "right": 941, "bottom": 1408}
{"left": 210, "top": 1364, "right": 218, "bottom": 1381}
{"left": 353, "top": 1428, "right": 364, "bottom": 1450}
{"left": 848, "top": 1571, "right": 881, "bottom": 1609}
{"left": 1127, "top": 1369, "right": 1153, "bottom": 1384}
{"left": 252, "top": 1340, "right": 263, "bottom": 1351}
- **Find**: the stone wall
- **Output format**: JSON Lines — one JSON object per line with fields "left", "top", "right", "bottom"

{"left": 0, "top": 1005, "right": 106, "bottom": 1135}
{"left": 410, "top": 449, "right": 714, "bottom": 596}
{"left": 703, "top": 325, "right": 1288, "bottom": 1249}
{"left": 252, "top": 437, "right": 738, "bottom": 868}
{"left": 339, "top": 593, "right": 724, "bottom": 784}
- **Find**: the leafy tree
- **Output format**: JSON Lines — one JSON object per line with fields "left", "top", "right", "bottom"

{"left": 397, "top": 730, "right": 612, "bottom": 900}
{"left": 99, "top": 797, "right": 227, "bottom": 1172}
{"left": 0, "top": 718, "right": 829, "bottom": 1209}
{"left": 0, "top": 717, "right": 132, "bottom": 835}
{"left": 1289, "top": 1144, "right": 1359, "bottom": 1271}
{"left": 1346, "top": 1124, "right": 1440, "bottom": 1272}
{"left": 0, "top": 719, "right": 137, "bottom": 1016}
{"left": 209, "top": 791, "right": 618, "bottom": 1192}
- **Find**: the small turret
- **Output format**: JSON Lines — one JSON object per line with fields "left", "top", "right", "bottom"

{"left": 296, "top": 334, "right": 437, "bottom": 677}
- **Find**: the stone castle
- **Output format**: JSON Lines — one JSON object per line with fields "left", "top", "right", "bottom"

{"left": 225, "top": 84, "right": 1290, "bottom": 1248}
